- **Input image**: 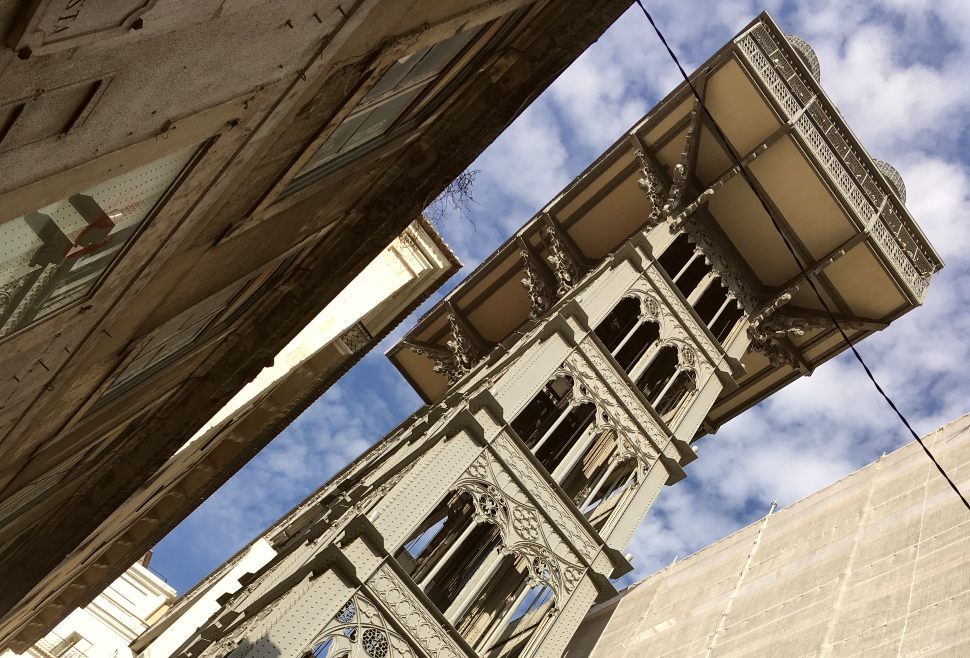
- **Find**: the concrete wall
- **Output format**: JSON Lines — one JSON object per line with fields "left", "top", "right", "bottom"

{"left": 565, "top": 413, "right": 970, "bottom": 657}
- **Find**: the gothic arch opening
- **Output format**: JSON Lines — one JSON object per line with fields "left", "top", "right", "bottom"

{"left": 674, "top": 257, "right": 710, "bottom": 300}
{"left": 400, "top": 487, "right": 565, "bottom": 655}
{"left": 510, "top": 375, "right": 574, "bottom": 448}
{"left": 397, "top": 490, "right": 505, "bottom": 616}
{"left": 532, "top": 402, "right": 596, "bottom": 473}
{"left": 594, "top": 296, "right": 640, "bottom": 352}
{"left": 594, "top": 296, "right": 660, "bottom": 375}
{"left": 614, "top": 321, "right": 660, "bottom": 374}
{"left": 636, "top": 344, "right": 679, "bottom": 404}
{"left": 711, "top": 302, "right": 743, "bottom": 342}
{"left": 558, "top": 429, "right": 617, "bottom": 505}
{"left": 656, "top": 233, "right": 745, "bottom": 347}
{"left": 425, "top": 522, "right": 503, "bottom": 615}
{"left": 509, "top": 375, "right": 600, "bottom": 476}
{"left": 456, "top": 555, "right": 556, "bottom": 658}
{"left": 585, "top": 457, "right": 638, "bottom": 532}
{"left": 694, "top": 279, "right": 728, "bottom": 325}
{"left": 657, "top": 233, "right": 694, "bottom": 279}
{"left": 658, "top": 232, "right": 716, "bottom": 299}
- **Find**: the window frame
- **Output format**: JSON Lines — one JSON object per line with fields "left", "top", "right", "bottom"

{"left": 0, "top": 140, "right": 212, "bottom": 346}
{"left": 275, "top": 14, "right": 521, "bottom": 201}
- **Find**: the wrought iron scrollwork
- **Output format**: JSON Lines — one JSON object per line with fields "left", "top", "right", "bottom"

{"left": 543, "top": 226, "right": 580, "bottom": 297}
{"left": 636, "top": 150, "right": 666, "bottom": 228}
{"left": 445, "top": 312, "right": 482, "bottom": 374}
{"left": 405, "top": 342, "right": 464, "bottom": 385}
{"left": 520, "top": 248, "right": 553, "bottom": 320}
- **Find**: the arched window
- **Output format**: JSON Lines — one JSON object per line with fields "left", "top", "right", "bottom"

{"left": 658, "top": 233, "right": 714, "bottom": 299}
{"left": 304, "top": 596, "right": 400, "bottom": 658}
{"left": 655, "top": 369, "right": 696, "bottom": 420}
{"left": 594, "top": 297, "right": 641, "bottom": 352}
{"left": 510, "top": 376, "right": 573, "bottom": 448}
{"left": 594, "top": 297, "right": 660, "bottom": 375}
{"left": 510, "top": 375, "right": 600, "bottom": 475}
{"left": 403, "top": 494, "right": 561, "bottom": 654}
{"left": 636, "top": 345, "right": 679, "bottom": 403}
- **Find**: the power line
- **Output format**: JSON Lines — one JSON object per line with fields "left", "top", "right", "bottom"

{"left": 634, "top": 0, "right": 970, "bottom": 512}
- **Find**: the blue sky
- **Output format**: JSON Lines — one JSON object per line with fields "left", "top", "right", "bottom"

{"left": 150, "top": 1, "right": 970, "bottom": 593}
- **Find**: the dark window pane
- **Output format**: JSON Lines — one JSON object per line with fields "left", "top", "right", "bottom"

{"left": 674, "top": 257, "right": 710, "bottom": 299}
{"left": 594, "top": 297, "right": 640, "bottom": 352}
{"left": 657, "top": 233, "right": 693, "bottom": 279}
{"left": 614, "top": 322, "right": 659, "bottom": 374}
{"left": 694, "top": 280, "right": 728, "bottom": 325}
{"left": 636, "top": 345, "right": 678, "bottom": 402}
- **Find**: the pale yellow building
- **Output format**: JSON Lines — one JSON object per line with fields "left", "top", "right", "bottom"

{"left": 1, "top": 558, "right": 174, "bottom": 658}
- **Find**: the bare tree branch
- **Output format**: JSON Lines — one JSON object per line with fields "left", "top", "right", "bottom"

{"left": 425, "top": 169, "right": 479, "bottom": 228}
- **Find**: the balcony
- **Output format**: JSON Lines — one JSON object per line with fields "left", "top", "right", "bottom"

{"left": 735, "top": 20, "right": 939, "bottom": 302}
{"left": 31, "top": 633, "right": 89, "bottom": 658}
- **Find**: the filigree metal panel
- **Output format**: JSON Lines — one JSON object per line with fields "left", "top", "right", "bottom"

{"left": 367, "top": 566, "right": 469, "bottom": 658}
{"left": 339, "top": 321, "right": 374, "bottom": 354}
{"left": 489, "top": 434, "right": 599, "bottom": 563}
{"left": 455, "top": 451, "right": 586, "bottom": 604}
{"left": 310, "top": 590, "right": 422, "bottom": 658}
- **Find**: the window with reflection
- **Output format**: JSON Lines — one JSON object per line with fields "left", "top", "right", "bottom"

{"left": 284, "top": 27, "right": 481, "bottom": 194}
{"left": 0, "top": 144, "right": 200, "bottom": 340}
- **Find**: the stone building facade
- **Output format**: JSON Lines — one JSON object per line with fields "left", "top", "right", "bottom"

{"left": 130, "top": 12, "right": 942, "bottom": 658}
{"left": 0, "top": 0, "right": 634, "bottom": 650}
{"left": 563, "top": 414, "right": 970, "bottom": 657}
